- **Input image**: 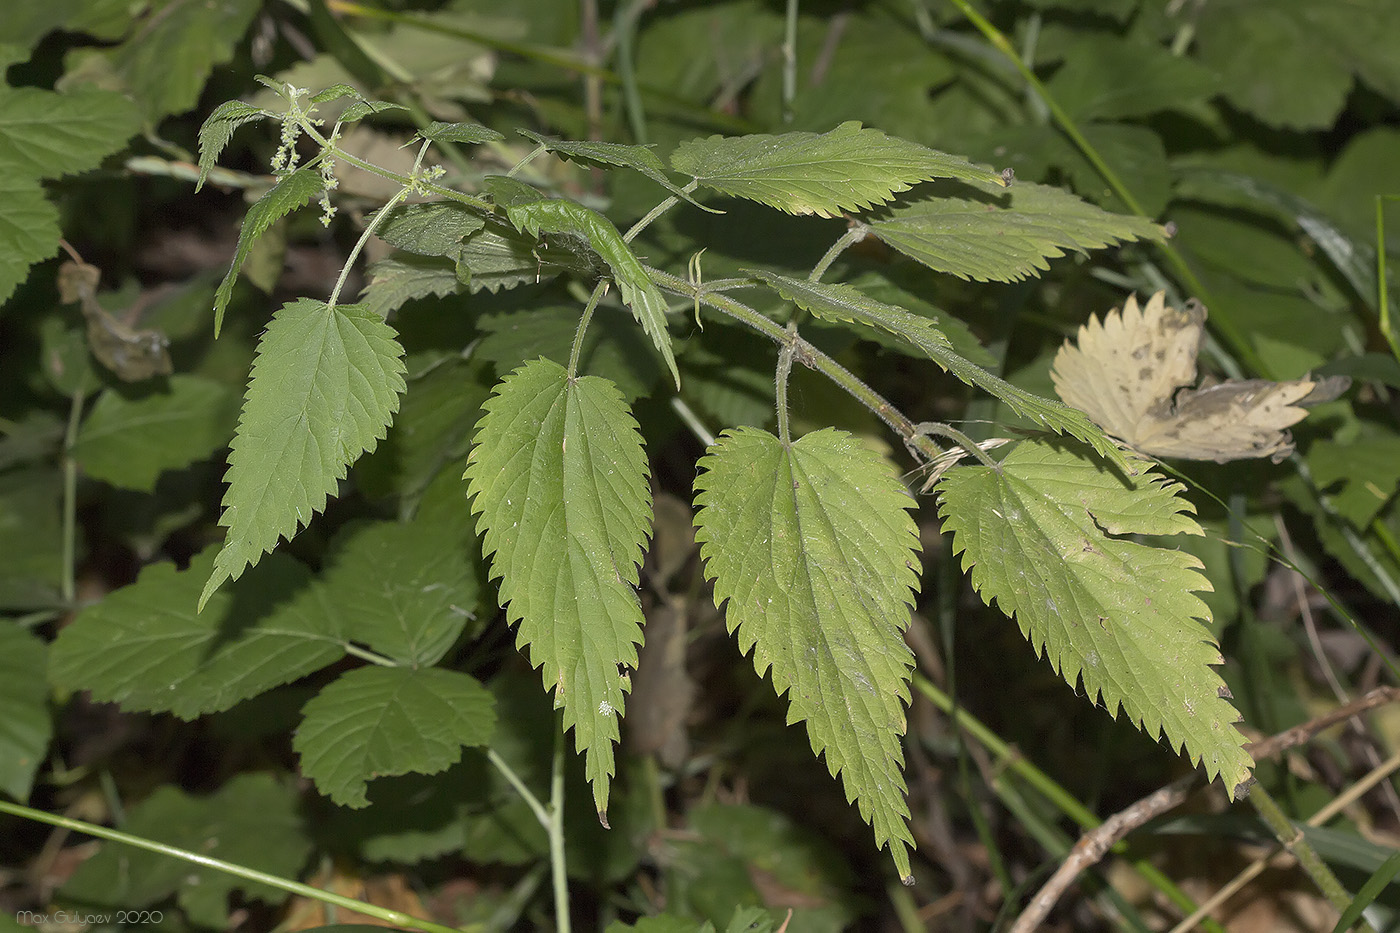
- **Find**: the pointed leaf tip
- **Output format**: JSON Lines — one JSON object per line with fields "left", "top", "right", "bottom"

{"left": 598, "top": 809, "right": 610, "bottom": 829}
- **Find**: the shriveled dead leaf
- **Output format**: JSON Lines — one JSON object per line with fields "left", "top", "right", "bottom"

{"left": 58, "top": 260, "right": 172, "bottom": 382}
{"left": 1051, "top": 291, "right": 1348, "bottom": 463}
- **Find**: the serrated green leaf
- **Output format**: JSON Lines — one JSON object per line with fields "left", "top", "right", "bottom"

{"left": 213, "top": 169, "right": 323, "bottom": 335}
{"left": 926, "top": 345, "right": 1128, "bottom": 469}
{"left": 59, "top": 773, "right": 309, "bottom": 926}
{"left": 421, "top": 121, "right": 504, "bottom": 144}
{"left": 0, "top": 626, "right": 51, "bottom": 801}
{"left": 746, "top": 271, "right": 951, "bottom": 358}
{"left": 0, "top": 86, "right": 141, "bottom": 178}
{"left": 320, "top": 518, "right": 478, "bottom": 667}
{"left": 59, "top": 0, "right": 261, "bottom": 125}
{"left": 51, "top": 548, "right": 346, "bottom": 718}
{"left": 369, "top": 201, "right": 486, "bottom": 257}
{"left": 361, "top": 254, "right": 464, "bottom": 317}
{"left": 693, "top": 427, "right": 920, "bottom": 880}
{"left": 0, "top": 177, "right": 59, "bottom": 307}
{"left": 309, "top": 83, "right": 362, "bottom": 103}
{"left": 936, "top": 440, "right": 1252, "bottom": 793}
{"left": 357, "top": 355, "right": 490, "bottom": 500}
{"left": 196, "top": 100, "right": 271, "bottom": 189}
{"left": 486, "top": 177, "right": 678, "bottom": 387}
{"left": 670, "top": 121, "right": 1004, "bottom": 218}
{"left": 454, "top": 218, "right": 597, "bottom": 292}
{"left": 202, "top": 299, "right": 406, "bottom": 607}
{"left": 294, "top": 665, "right": 496, "bottom": 808}
{"left": 339, "top": 98, "right": 409, "bottom": 124}
{"left": 465, "top": 358, "right": 650, "bottom": 817}
{"left": 519, "top": 129, "right": 717, "bottom": 212}
{"left": 73, "top": 375, "right": 239, "bottom": 491}
{"left": 865, "top": 179, "right": 1165, "bottom": 283}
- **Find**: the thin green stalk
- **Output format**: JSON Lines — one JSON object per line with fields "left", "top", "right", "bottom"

{"left": 622, "top": 184, "right": 688, "bottom": 243}
{"left": 810, "top": 225, "right": 867, "bottom": 282}
{"left": 942, "top": 0, "right": 1268, "bottom": 377}
{"left": 0, "top": 800, "right": 474, "bottom": 933}
{"left": 61, "top": 387, "right": 86, "bottom": 606}
{"left": 486, "top": 749, "right": 550, "bottom": 829}
{"left": 549, "top": 726, "right": 571, "bottom": 933}
{"left": 648, "top": 267, "right": 942, "bottom": 463}
{"left": 911, "top": 673, "right": 1226, "bottom": 933}
{"left": 568, "top": 282, "right": 610, "bottom": 378}
{"left": 775, "top": 324, "right": 797, "bottom": 444}
{"left": 342, "top": 643, "right": 399, "bottom": 666}
{"left": 782, "top": 0, "right": 799, "bottom": 123}
{"left": 1248, "top": 784, "right": 1379, "bottom": 933}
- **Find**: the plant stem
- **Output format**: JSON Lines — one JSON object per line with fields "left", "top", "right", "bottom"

{"left": 549, "top": 726, "right": 571, "bottom": 933}
{"left": 486, "top": 749, "right": 550, "bottom": 829}
{"left": 0, "top": 799, "right": 475, "bottom": 933}
{"left": 568, "top": 282, "right": 610, "bottom": 378}
{"left": 809, "top": 225, "right": 867, "bottom": 282}
{"left": 775, "top": 324, "right": 797, "bottom": 444}
{"left": 1247, "top": 785, "right": 1378, "bottom": 933}
{"left": 61, "top": 387, "right": 86, "bottom": 607}
{"left": 782, "top": 0, "right": 799, "bottom": 122}
{"left": 648, "top": 267, "right": 942, "bottom": 464}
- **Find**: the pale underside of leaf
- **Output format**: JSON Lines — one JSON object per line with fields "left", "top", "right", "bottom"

{"left": 693, "top": 427, "right": 920, "bottom": 880}
{"left": 865, "top": 179, "right": 1164, "bottom": 283}
{"left": 936, "top": 440, "right": 1252, "bottom": 793}
{"left": 201, "top": 299, "right": 405, "bottom": 608}
{"left": 1051, "top": 291, "right": 1349, "bottom": 462}
{"left": 670, "top": 121, "right": 1005, "bottom": 218}
{"left": 465, "top": 358, "right": 651, "bottom": 818}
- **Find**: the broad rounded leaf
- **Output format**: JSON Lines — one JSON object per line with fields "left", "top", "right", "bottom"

{"left": 369, "top": 201, "right": 486, "bottom": 257}
{"left": 0, "top": 626, "right": 51, "bottom": 800}
{"left": 936, "top": 440, "right": 1252, "bottom": 794}
{"left": 0, "top": 177, "right": 60, "bottom": 307}
{"left": 73, "top": 375, "right": 238, "bottom": 491}
{"left": 671, "top": 121, "right": 1004, "bottom": 217}
{"left": 465, "top": 358, "right": 650, "bottom": 818}
{"left": 321, "top": 519, "right": 478, "bottom": 667}
{"left": 693, "top": 427, "right": 920, "bottom": 880}
{"left": 202, "top": 299, "right": 406, "bottom": 607}
{"left": 865, "top": 179, "right": 1164, "bottom": 282}
{"left": 51, "top": 549, "right": 346, "bottom": 718}
{"left": 294, "top": 665, "right": 496, "bottom": 808}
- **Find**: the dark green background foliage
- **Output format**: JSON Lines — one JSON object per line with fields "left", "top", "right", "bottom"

{"left": 2, "top": 1, "right": 1399, "bottom": 931}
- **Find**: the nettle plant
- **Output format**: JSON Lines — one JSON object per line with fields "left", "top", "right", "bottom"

{"left": 57, "top": 79, "right": 1254, "bottom": 881}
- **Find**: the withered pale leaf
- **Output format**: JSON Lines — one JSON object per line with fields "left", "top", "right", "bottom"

{"left": 1051, "top": 291, "right": 1348, "bottom": 462}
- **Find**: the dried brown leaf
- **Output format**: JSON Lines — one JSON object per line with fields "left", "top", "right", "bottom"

{"left": 1051, "top": 292, "right": 1347, "bottom": 462}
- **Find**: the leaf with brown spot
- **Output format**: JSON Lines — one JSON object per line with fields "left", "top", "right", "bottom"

{"left": 1051, "top": 291, "right": 1348, "bottom": 462}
